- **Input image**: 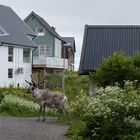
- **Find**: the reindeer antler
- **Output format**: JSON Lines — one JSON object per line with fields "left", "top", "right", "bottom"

{"left": 25, "top": 80, "right": 33, "bottom": 85}
{"left": 30, "top": 74, "right": 36, "bottom": 85}
{"left": 38, "top": 75, "right": 47, "bottom": 85}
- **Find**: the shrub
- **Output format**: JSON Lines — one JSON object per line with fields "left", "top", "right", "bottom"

{"left": 123, "top": 135, "right": 135, "bottom": 140}
{"left": 0, "top": 87, "right": 32, "bottom": 103}
{"left": 65, "top": 71, "right": 89, "bottom": 102}
{"left": 67, "top": 121, "right": 85, "bottom": 140}
{"left": 90, "top": 52, "right": 140, "bottom": 87}
{"left": 1, "top": 94, "right": 57, "bottom": 117}
{"left": 1, "top": 94, "right": 39, "bottom": 117}
{"left": 68, "top": 81, "right": 140, "bottom": 139}
{"left": 69, "top": 94, "right": 90, "bottom": 119}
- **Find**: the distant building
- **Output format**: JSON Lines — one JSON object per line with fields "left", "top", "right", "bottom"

{"left": 0, "top": 5, "right": 37, "bottom": 87}
{"left": 79, "top": 25, "right": 140, "bottom": 74}
{"left": 24, "top": 12, "right": 76, "bottom": 79}
{"left": 62, "top": 37, "right": 76, "bottom": 70}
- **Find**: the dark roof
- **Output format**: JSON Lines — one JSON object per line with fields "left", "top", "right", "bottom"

{"left": 62, "top": 37, "right": 76, "bottom": 52}
{"left": 0, "top": 5, "right": 37, "bottom": 48}
{"left": 79, "top": 25, "right": 140, "bottom": 74}
{"left": 24, "top": 11, "right": 66, "bottom": 42}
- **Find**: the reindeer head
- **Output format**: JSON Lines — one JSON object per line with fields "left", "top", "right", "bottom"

{"left": 25, "top": 75, "right": 38, "bottom": 93}
{"left": 25, "top": 74, "right": 47, "bottom": 93}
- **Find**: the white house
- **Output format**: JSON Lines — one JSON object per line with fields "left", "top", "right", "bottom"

{"left": 0, "top": 5, "right": 37, "bottom": 87}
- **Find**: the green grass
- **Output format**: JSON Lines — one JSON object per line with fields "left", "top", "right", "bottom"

{"left": 0, "top": 111, "right": 13, "bottom": 117}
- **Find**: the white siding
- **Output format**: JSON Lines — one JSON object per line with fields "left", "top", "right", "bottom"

{"left": 0, "top": 45, "right": 32, "bottom": 87}
{"left": 54, "top": 38, "right": 61, "bottom": 58}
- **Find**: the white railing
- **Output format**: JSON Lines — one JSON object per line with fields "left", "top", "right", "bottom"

{"left": 46, "top": 57, "right": 68, "bottom": 69}
{"left": 33, "top": 56, "right": 68, "bottom": 69}
{"left": 33, "top": 56, "right": 46, "bottom": 65}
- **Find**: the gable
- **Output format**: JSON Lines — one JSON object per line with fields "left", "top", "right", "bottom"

{"left": 79, "top": 25, "right": 140, "bottom": 74}
{"left": 24, "top": 12, "right": 66, "bottom": 43}
{"left": 25, "top": 15, "right": 44, "bottom": 33}
{"left": 62, "top": 37, "right": 76, "bottom": 52}
{"left": 0, "top": 5, "right": 37, "bottom": 48}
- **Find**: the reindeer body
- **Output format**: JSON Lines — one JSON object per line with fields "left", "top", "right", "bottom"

{"left": 26, "top": 78, "right": 70, "bottom": 122}
{"left": 33, "top": 88, "right": 67, "bottom": 108}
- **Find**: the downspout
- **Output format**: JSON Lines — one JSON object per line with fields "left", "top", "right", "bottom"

{"left": 31, "top": 35, "right": 37, "bottom": 74}
{"left": 32, "top": 47, "right": 36, "bottom": 73}
{"left": 0, "top": 42, "right": 3, "bottom": 46}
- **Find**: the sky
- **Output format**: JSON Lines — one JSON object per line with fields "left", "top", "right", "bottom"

{"left": 1, "top": 0, "right": 140, "bottom": 70}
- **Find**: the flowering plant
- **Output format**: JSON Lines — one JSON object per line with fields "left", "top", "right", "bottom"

{"left": 69, "top": 81, "right": 140, "bottom": 139}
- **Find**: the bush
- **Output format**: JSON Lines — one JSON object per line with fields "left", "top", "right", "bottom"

{"left": 90, "top": 52, "right": 140, "bottom": 87}
{"left": 67, "top": 121, "right": 85, "bottom": 140}
{"left": 65, "top": 71, "right": 89, "bottom": 102}
{"left": 1, "top": 94, "right": 39, "bottom": 117}
{"left": 68, "top": 81, "right": 140, "bottom": 139}
{"left": 0, "top": 87, "right": 32, "bottom": 103}
{"left": 123, "top": 135, "right": 135, "bottom": 140}
{"left": 69, "top": 94, "right": 90, "bottom": 119}
{"left": 1, "top": 94, "right": 57, "bottom": 117}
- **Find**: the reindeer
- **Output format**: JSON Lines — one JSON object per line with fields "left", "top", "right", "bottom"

{"left": 25, "top": 75, "right": 70, "bottom": 122}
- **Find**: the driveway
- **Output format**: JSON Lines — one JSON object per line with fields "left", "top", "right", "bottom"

{"left": 0, "top": 117, "right": 69, "bottom": 140}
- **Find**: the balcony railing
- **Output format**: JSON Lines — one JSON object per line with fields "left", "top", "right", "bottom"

{"left": 33, "top": 56, "right": 68, "bottom": 69}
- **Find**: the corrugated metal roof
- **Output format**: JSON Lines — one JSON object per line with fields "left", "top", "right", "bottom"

{"left": 0, "top": 5, "right": 37, "bottom": 48}
{"left": 25, "top": 12, "right": 66, "bottom": 42}
{"left": 62, "top": 37, "right": 76, "bottom": 52}
{"left": 79, "top": 25, "right": 140, "bottom": 74}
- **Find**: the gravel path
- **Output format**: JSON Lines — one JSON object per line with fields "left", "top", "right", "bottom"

{"left": 0, "top": 117, "right": 69, "bottom": 140}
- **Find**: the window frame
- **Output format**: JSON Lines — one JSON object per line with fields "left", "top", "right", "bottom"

{"left": 36, "top": 27, "right": 45, "bottom": 36}
{"left": 23, "top": 48, "right": 31, "bottom": 63}
{"left": 8, "top": 68, "right": 13, "bottom": 78}
{"left": 8, "top": 46, "right": 14, "bottom": 62}
{"left": 39, "top": 45, "right": 53, "bottom": 57}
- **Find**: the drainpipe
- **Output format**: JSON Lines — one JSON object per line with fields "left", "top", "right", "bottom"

{"left": 62, "top": 43, "right": 71, "bottom": 94}
{"left": 0, "top": 42, "right": 3, "bottom": 46}
{"left": 32, "top": 48, "right": 37, "bottom": 73}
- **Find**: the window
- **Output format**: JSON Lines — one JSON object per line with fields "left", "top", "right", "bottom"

{"left": 8, "top": 46, "right": 13, "bottom": 62}
{"left": 33, "top": 48, "right": 39, "bottom": 57}
{"left": 40, "top": 46, "right": 45, "bottom": 55}
{"left": 36, "top": 27, "right": 45, "bottom": 36}
{"left": 39, "top": 45, "right": 53, "bottom": 57}
{"left": 8, "top": 68, "right": 13, "bottom": 78}
{"left": 23, "top": 48, "right": 31, "bottom": 62}
{"left": 46, "top": 45, "right": 53, "bottom": 56}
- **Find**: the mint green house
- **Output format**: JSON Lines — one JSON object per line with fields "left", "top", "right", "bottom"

{"left": 24, "top": 12, "right": 76, "bottom": 77}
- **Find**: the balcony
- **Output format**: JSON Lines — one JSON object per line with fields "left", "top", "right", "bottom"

{"left": 33, "top": 56, "right": 68, "bottom": 69}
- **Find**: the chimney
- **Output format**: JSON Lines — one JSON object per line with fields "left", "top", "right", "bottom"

{"left": 52, "top": 26, "right": 55, "bottom": 31}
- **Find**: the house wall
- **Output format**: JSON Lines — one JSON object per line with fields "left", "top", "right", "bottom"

{"left": 0, "top": 45, "right": 32, "bottom": 87}
{"left": 25, "top": 16, "right": 55, "bottom": 56}
{"left": 54, "top": 38, "right": 61, "bottom": 58}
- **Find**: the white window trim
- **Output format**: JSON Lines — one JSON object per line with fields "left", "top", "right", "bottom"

{"left": 23, "top": 48, "right": 31, "bottom": 63}
{"left": 39, "top": 45, "right": 53, "bottom": 57}
{"left": 8, "top": 68, "right": 13, "bottom": 79}
{"left": 36, "top": 27, "right": 45, "bottom": 36}
{"left": 8, "top": 46, "right": 14, "bottom": 62}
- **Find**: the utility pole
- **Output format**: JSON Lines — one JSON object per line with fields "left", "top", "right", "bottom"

{"left": 62, "top": 43, "right": 70, "bottom": 94}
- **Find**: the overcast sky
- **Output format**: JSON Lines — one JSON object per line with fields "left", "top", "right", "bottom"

{"left": 1, "top": 0, "right": 140, "bottom": 70}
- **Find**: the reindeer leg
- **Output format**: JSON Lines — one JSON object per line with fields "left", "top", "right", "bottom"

{"left": 42, "top": 104, "right": 46, "bottom": 122}
{"left": 36, "top": 105, "right": 42, "bottom": 121}
{"left": 62, "top": 106, "right": 71, "bottom": 123}
{"left": 57, "top": 107, "right": 63, "bottom": 122}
